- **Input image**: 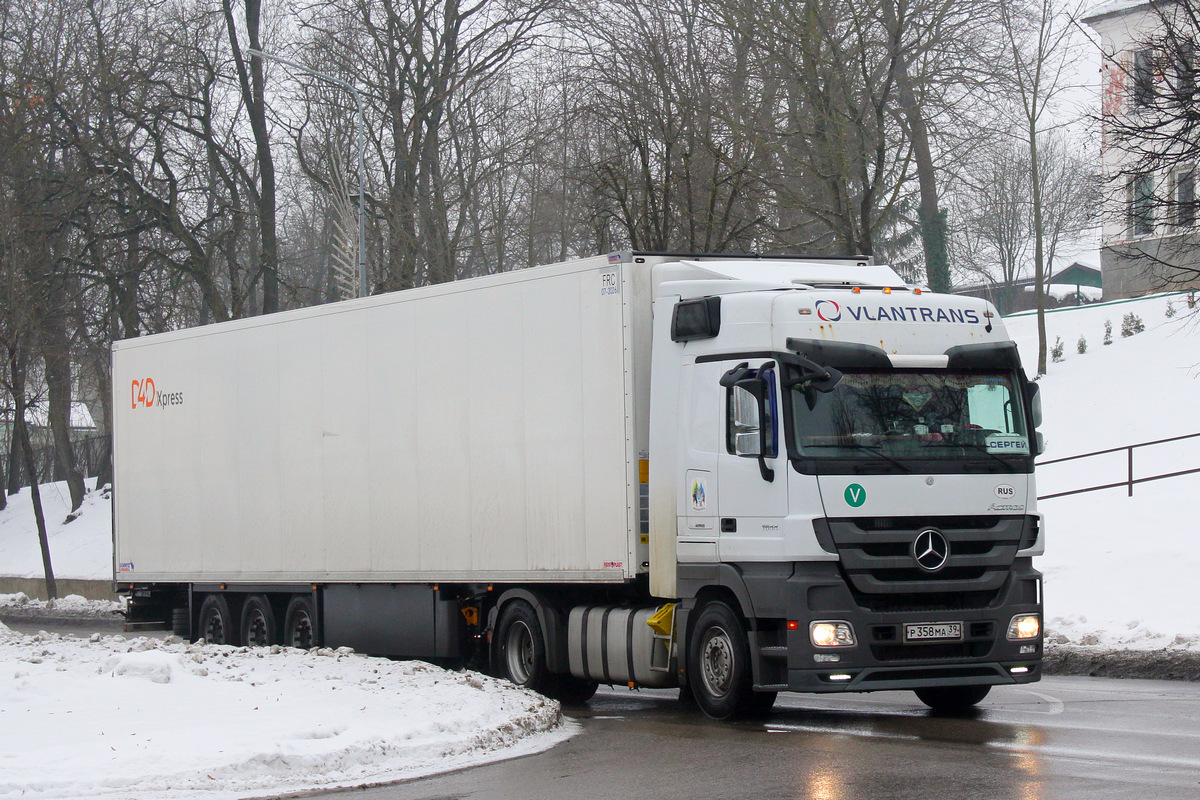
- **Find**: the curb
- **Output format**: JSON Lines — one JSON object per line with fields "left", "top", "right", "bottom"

{"left": 1043, "top": 644, "right": 1200, "bottom": 682}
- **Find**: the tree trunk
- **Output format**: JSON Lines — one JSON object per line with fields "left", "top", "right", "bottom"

{"left": 16, "top": 413, "right": 57, "bottom": 600}
{"left": 43, "top": 317, "right": 85, "bottom": 510}
{"left": 6, "top": 437, "right": 20, "bottom": 495}
{"left": 8, "top": 348, "right": 55, "bottom": 599}
{"left": 1029, "top": 121, "right": 1048, "bottom": 375}
{"left": 225, "top": 0, "right": 278, "bottom": 314}
{"left": 880, "top": 0, "right": 949, "bottom": 292}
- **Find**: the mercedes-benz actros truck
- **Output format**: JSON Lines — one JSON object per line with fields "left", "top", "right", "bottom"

{"left": 113, "top": 253, "right": 1044, "bottom": 719}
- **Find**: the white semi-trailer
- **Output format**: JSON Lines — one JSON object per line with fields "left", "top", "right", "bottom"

{"left": 112, "top": 253, "right": 1044, "bottom": 718}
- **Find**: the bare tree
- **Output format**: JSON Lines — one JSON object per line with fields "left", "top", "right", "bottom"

{"left": 998, "top": 0, "right": 1087, "bottom": 375}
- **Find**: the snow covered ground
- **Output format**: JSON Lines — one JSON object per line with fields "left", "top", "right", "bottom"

{"left": 0, "top": 618, "right": 572, "bottom": 800}
{"left": 2, "top": 290, "right": 1199, "bottom": 798}
{"left": 1008, "top": 291, "right": 1200, "bottom": 651}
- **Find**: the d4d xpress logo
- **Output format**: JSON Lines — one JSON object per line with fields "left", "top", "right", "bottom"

{"left": 131, "top": 378, "right": 184, "bottom": 410}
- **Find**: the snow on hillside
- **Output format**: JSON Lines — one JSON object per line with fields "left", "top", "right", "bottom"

{"left": 0, "top": 479, "right": 111, "bottom": 580}
{"left": 0, "top": 622, "right": 572, "bottom": 800}
{"left": 1007, "top": 292, "right": 1200, "bottom": 651}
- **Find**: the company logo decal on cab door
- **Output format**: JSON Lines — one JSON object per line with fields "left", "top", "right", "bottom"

{"left": 815, "top": 300, "right": 841, "bottom": 322}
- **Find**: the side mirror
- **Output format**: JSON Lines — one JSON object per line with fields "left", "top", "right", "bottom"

{"left": 1028, "top": 382, "right": 1043, "bottom": 429}
{"left": 722, "top": 363, "right": 777, "bottom": 482}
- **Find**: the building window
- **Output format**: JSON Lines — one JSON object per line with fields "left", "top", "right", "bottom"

{"left": 1132, "top": 48, "right": 1156, "bottom": 108}
{"left": 1173, "top": 170, "right": 1195, "bottom": 227}
{"left": 1174, "top": 40, "right": 1195, "bottom": 103}
{"left": 1128, "top": 173, "right": 1155, "bottom": 236}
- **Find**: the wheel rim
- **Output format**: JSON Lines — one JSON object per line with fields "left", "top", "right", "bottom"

{"left": 505, "top": 620, "right": 535, "bottom": 685}
{"left": 289, "top": 612, "right": 313, "bottom": 649}
{"left": 203, "top": 609, "right": 225, "bottom": 644}
{"left": 246, "top": 609, "right": 268, "bottom": 647}
{"left": 699, "top": 625, "right": 734, "bottom": 698}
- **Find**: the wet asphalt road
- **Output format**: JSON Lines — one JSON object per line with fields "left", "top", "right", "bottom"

{"left": 330, "top": 680, "right": 1200, "bottom": 800}
{"left": 7, "top": 615, "right": 1198, "bottom": 799}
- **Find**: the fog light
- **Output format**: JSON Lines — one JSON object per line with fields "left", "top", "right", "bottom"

{"left": 1008, "top": 614, "right": 1041, "bottom": 640}
{"left": 828, "top": 673, "right": 852, "bottom": 681}
{"left": 1010, "top": 666, "right": 1030, "bottom": 675}
{"left": 811, "top": 621, "right": 857, "bottom": 648}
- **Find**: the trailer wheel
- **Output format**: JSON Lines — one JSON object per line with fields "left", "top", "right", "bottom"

{"left": 687, "top": 601, "right": 756, "bottom": 720}
{"left": 197, "top": 595, "right": 237, "bottom": 646}
{"left": 495, "top": 600, "right": 549, "bottom": 693}
{"left": 241, "top": 595, "right": 277, "bottom": 648}
{"left": 915, "top": 685, "right": 991, "bottom": 713}
{"left": 283, "top": 595, "right": 318, "bottom": 650}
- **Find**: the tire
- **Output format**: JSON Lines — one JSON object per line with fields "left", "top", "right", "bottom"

{"left": 240, "top": 595, "right": 277, "bottom": 648}
{"left": 283, "top": 595, "right": 318, "bottom": 650}
{"left": 495, "top": 600, "right": 550, "bottom": 694}
{"left": 171, "top": 607, "right": 190, "bottom": 638}
{"left": 914, "top": 684, "right": 991, "bottom": 713}
{"left": 547, "top": 674, "right": 599, "bottom": 705}
{"left": 687, "top": 601, "right": 757, "bottom": 720}
{"left": 197, "top": 594, "right": 237, "bottom": 646}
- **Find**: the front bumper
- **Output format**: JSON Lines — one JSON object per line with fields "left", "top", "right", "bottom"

{"left": 750, "top": 559, "right": 1043, "bottom": 693}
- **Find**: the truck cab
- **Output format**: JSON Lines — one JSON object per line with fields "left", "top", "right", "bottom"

{"left": 647, "top": 258, "right": 1043, "bottom": 718}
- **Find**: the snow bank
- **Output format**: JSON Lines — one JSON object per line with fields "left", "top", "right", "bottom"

{"left": 0, "top": 627, "right": 574, "bottom": 800}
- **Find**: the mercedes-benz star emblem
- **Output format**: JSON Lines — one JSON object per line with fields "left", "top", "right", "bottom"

{"left": 912, "top": 529, "right": 950, "bottom": 572}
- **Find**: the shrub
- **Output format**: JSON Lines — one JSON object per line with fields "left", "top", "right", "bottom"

{"left": 1166, "top": 300, "right": 1177, "bottom": 318}
{"left": 1121, "top": 312, "right": 1145, "bottom": 337}
{"left": 1051, "top": 336, "right": 1065, "bottom": 362}
{"left": 1103, "top": 319, "right": 1113, "bottom": 345}
{"left": 1077, "top": 335, "right": 1087, "bottom": 354}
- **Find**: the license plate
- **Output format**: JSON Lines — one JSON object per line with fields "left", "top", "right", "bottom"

{"left": 905, "top": 622, "right": 963, "bottom": 642}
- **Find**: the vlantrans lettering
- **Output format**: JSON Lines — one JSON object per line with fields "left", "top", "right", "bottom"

{"left": 843, "top": 306, "right": 981, "bottom": 324}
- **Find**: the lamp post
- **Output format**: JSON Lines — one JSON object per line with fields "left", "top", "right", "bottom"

{"left": 247, "top": 48, "right": 368, "bottom": 299}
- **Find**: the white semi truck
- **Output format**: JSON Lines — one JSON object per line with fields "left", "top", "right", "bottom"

{"left": 112, "top": 253, "right": 1044, "bottom": 718}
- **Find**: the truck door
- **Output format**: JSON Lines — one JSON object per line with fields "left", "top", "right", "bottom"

{"left": 716, "top": 361, "right": 788, "bottom": 553}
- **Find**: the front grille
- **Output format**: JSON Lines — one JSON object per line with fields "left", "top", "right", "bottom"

{"left": 855, "top": 590, "right": 1000, "bottom": 613}
{"left": 818, "top": 515, "right": 1033, "bottom": 612}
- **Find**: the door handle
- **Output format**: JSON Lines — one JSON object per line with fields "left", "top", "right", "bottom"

{"left": 721, "top": 518, "right": 737, "bottom": 533}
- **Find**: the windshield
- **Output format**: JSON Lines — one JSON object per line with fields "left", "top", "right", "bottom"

{"left": 788, "top": 370, "right": 1031, "bottom": 467}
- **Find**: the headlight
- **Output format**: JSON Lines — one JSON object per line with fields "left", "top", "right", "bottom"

{"left": 811, "top": 621, "right": 857, "bottom": 648}
{"left": 1007, "top": 614, "right": 1041, "bottom": 640}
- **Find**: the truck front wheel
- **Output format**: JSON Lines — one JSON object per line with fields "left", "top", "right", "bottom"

{"left": 687, "top": 601, "right": 761, "bottom": 720}
{"left": 495, "top": 600, "right": 550, "bottom": 694}
{"left": 915, "top": 685, "right": 991, "bottom": 713}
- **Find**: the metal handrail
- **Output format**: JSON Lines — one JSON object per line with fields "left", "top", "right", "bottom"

{"left": 1036, "top": 431, "right": 1200, "bottom": 500}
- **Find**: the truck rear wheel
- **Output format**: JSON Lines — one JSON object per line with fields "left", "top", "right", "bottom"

{"left": 915, "top": 685, "right": 991, "bottom": 713}
{"left": 495, "top": 600, "right": 550, "bottom": 693}
{"left": 283, "top": 595, "right": 318, "bottom": 650}
{"left": 688, "top": 601, "right": 757, "bottom": 720}
{"left": 197, "top": 595, "right": 237, "bottom": 646}
{"left": 241, "top": 595, "right": 277, "bottom": 647}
